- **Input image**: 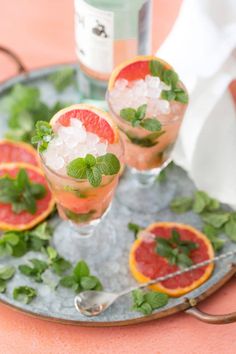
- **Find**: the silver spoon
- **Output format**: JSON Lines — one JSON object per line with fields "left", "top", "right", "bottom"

{"left": 74, "top": 249, "right": 236, "bottom": 317}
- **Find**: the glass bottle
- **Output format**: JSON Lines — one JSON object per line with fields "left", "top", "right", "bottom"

{"left": 74, "top": 0, "right": 152, "bottom": 98}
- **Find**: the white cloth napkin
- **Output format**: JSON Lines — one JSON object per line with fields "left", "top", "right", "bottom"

{"left": 156, "top": 0, "right": 236, "bottom": 207}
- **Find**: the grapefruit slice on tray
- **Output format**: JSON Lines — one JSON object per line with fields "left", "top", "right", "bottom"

{"left": 108, "top": 55, "right": 172, "bottom": 91}
{"left": 50, "top": 104, "right": 118, "bottom": 144}
{"left": 129, "top": 222, "right": 214, "bottom": 297}
{"left": 0, "top": 163, "right": 54, "bottom": 231}
{"left": 0, "top": 140, "right": 40, "bottom": 166}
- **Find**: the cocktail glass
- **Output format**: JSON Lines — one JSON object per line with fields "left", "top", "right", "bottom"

{"left": 106, "top": 64, "right": 188, "bottom": 213}
{"left": 39, "top": 113, "right": 123, "bottom": 261}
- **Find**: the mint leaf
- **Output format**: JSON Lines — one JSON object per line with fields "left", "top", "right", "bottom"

{"left": 128, "top": 222, "right": 143, "bottom": 239}
{"left": 138, "top": 302, "right": 153, "bottom": 315}
{"left": 161, "top": 90, "right": 176, "bottom": 101}
{"left": 224, "top": 216, "right": 236, "bottom": 242}
{"left": 96, "top": 153, "right": 120, "bottom": 176}
{"left": 193, "top": 191, "right": 211, "bottom": 214}
{"left": 0, "top": 168, "right": 46, "bottom": 215}
{"left": 174, "top": 89, "right": 189, "bottom": 104}
{"left": 202, "top": 212, "right": 230, "bottom": 228}
{"left": 73, "top": 260, "right": 90, "bottom": 280}
{"left": 49, "top": 67, "right": 75, "bottom": 92}
{"left": 170, "top": 197, "right": 193, "bottom": 213}
{"left": 163, "top": 70, "right": 179, "bottom": 87}
{"left": 0, "top": 279, "right": 6, "bottom": 293}
{"left": 32, "top": 121, "right": 53, "bottom": 152}
{"left": 132, "top": 289, "right": 145, "bottom": 307}
{"left": 140, "top": 118, "right": 162, "bottom": 132}
{"left": 65, "top": 209, "right": 95, "bottom": 223}
{"left": 86, "top": 166, "right": 102, "bottom": 187}
{"left": 13, "top": 286, "right": 37, "bottom": 304}
{"left": 19, "top": 259, "right": 48, "bottom": 282}
{"left": 149, "top": 60, "right": 164, "bottom": 77}
{"left": 136, "top": 104, "right": 147, "bottom": 120}
{"left": 80, "top": 276, "right": 99, "bottom": 290}
{"left": 85, "top": 154, "right": 96, "bottom": 167}
{"left": 144, "top": 291, "right": 168, "bottom": 309}
{"left": 207, "top": 198, "right": 220, "bottom": 211}
{"left": 0, "top": 266, "right": 15, "bottom": 280}
{"left": 67, "top": 158, "right": 87, "bottom": 179}
{"left": 60, "top": 275, "right": 77, "bottom": 288}
{"left": 120, "top": 108, "right": 136, "bottom": 122}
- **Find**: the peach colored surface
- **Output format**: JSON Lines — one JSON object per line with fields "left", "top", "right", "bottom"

{"left": 0, "top": 1, "right": 236, "bottom": 353}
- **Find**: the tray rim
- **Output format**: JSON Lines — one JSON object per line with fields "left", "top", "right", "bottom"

{"left": 0, "top": 62, "right": 236, "bottom": 327}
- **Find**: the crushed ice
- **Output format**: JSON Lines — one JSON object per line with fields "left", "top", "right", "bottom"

{"left": 43, "top": 118, "right": 108, "bottom": 174}
{"left": 109, "top": 75, "right": 171, "bottom": 117}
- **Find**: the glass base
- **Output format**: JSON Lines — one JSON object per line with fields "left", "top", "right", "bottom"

{"left": 52, "top": 216, "right": 116, "bottom": 264}
{"left": 116, "top": 163, "right": 176, "bottom": 213}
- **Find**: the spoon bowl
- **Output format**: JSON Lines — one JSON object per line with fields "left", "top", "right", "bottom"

{"left": 74, "top": 291, "right": 118, "bottom": 317}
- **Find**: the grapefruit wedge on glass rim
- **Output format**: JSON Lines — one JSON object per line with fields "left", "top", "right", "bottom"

{"left": 129, "top": 222, "right": 214, "bottom": 297}
{"left": 50, "top": 103, "right": 119, "bottom": 144}
{"left": 0, "top": 163, "right": 54, "bottom": 231}
{"left": 108, "top": 55, "right": 173, "bottom": 91}
{"left": 0, "top": 140, "right": 40, "bottom": 167}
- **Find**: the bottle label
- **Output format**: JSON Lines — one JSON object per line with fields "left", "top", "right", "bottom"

{"left": 74, "top": 0, "right": 114, "bottom": 74}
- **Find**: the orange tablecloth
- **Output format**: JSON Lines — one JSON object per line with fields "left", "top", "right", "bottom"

{"left": 0, "top": 1, "right": 236, "bottom": 353}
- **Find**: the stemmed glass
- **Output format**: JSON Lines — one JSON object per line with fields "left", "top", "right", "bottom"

{"left": 106, "top": 57, "right": 188, "bottom": 213}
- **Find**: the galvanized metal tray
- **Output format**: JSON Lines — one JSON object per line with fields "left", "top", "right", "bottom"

{"left": 0, "top": 47, "right": 236, "bottom": 326}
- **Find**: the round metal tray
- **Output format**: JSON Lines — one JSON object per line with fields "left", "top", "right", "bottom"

{"left": 0, "top": 47, "right": 236, "bottom": 326}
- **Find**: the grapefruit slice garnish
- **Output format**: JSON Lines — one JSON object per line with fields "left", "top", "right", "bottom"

{"left": 129, "top": 222, "right": 214, "bottom": 297}
{"left": 108, "top": 55, "right": 172, "bottom": 91}
{"left": 50, "top": 104, "right": 118, "bottom": 144}
{"left": 0, "top": 163, "right": 54, "bottom": 231}
{"left": 0, "top": 140, "right": 40, "bottom": 167}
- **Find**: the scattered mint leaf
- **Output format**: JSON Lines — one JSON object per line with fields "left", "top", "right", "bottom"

{"left": 13, "top": 286, "right": 37, "bottom": 304}
{"left": 46, "top": 246, "right": 71, "bottom": 275}
{"left": 207, "top": 198, "right": 220, "bottom": 211}
{"left": 170, "top": 197, "right": 193, "bottom": 213}
{"left": 202, "top": 225, "right": 225, "bottom": 252}
{"left": 0, "top": 265, "right": 15, "bottom": 280}
{"left": 19, "top": 259, "right": 48, "bottom": 282}
{"left": 32, "top": 121, "right": 53, "bottom": 152}
{"left": 202, "top": 212, "right": 230, "bottom": 229}
{"left": 60, "top": 260, "right": 103, "bottom": 293}
{"left": 224, "top": 215, "right": 236, "bottom": 242}
{"left": 0, "top": 279, "right": 6, "bottom": 293}
{"left": 0, "top": 168, "right": 46, "bottom": 215}
{"left": 131, "top": 289, "right": 168, "bottom": 315}
{"left": 128, "top": 222, "right": 143, "bottom": 239}
{"left": 140, "top": 118, "right": 162, "bottom": 132}
{"left": 67, "top": 153, "right": 120, "bottom": 187}
{"left": 193, "top": 191, "right": 211, "bottom": 214}
{"left": 48, "top": 68, "right": 75, "bottom": 92}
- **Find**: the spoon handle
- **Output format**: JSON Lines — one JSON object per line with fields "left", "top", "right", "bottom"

{"left": 118, "top": 249, "right": 236, "bottom": 297}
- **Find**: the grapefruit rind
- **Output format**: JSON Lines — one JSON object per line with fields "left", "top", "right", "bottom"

{"left": 0, "top": 163, "right": 54, "bottom": 231}
{"left": 50, "top": 103, "right": 119, "bottom": 144}
{"left": 129, "top": 222, "right": 214, "bottom": 297}
{"left": 0, "top": 140, "right": 40, "bottom": 167}
{"left": 108, "top": 55, "right": 173, "bottom": 91}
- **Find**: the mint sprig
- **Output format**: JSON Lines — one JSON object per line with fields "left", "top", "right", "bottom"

{"left": 49, "top": 67, "right": 75, "bottom": 92}
{"left": 131, "top": 289, "right": 168, "bottom": 315}
{"left": 31, "top": 121, "right": 54, "bottom": 152}
{"left": 170, "top": 190, "right": 236, "bottom": 251}
{"left": 149, "top": 60, "right": 188, "bottom": 104}
{"left": 155, "top": 229, "right": 198, "bottom": 268}
{"left": 13, "top": 286, "right": 37, "bottom": 304}
{"left": 0, "top": 168, "right": 46, "bottom": 215}
{"left": 19, "top": 259, "right": 48, "bottom": 283}
{"left": 67, "top": 153, "right": 120, "bottom": 187}
{"left": 0, "top": 266, "right": 15, "bottom": 293}
{"left": 120, "top": 104, "right": 163, "bottom": 132}
{"left": 60, "top": 260, "right": 102, "bottom": 292}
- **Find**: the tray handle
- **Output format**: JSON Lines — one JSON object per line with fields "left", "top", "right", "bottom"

{"left": 0, "top": 46, "right": 27, "bottom": 74}
{"left": 186, "top": 306, "right": 236, "bottom": 324}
